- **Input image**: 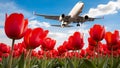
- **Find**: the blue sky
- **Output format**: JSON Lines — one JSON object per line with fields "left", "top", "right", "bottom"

{"left": 0, "top": 0, "right": 120, "bottom": 48}
{"left": 13, "top": 0, "right": 120, "bottom": 30}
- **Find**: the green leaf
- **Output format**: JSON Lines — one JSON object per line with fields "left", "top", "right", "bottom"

{"left": 66, "top": 58, "right": 74, "bottom": 68}
{"left": 83, "top": 59, "right": 96, "bottom": 68}
{"left": 12, "top": 58, "right": 19, "bottom": 68}
{"left": 98, "top": 58, "right": 108, "bottom": 68}
{"left": 37, "top": 60, "right": 42, "bottom": 68}
{"left": 18, "top": 53, "right": 25, "bottom": 68}
{"left": 2, "top": 57, "right": 9, "bottom": 68}
{"left": 46, "top": 59, "right": 57, "bottom": 68}
{"left": 78, "top": 59, "right": 86, "bottom": 68}
{"left": 112, "top": 58, "right": 120, "bottom": 68}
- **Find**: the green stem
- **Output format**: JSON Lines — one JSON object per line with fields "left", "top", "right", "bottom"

{"left": 111, "top": 47, "right": 113, "bottom": 68}
{"left": 43, "top": 51, "right": 47, "bottom": 68}
{"left": 93, "top": 47, "right": 96, "bottom": 64}
{"left": 26, "top": 49, "right": 32, "bottom": 68}
{"left": 7, "top": 39, "right": 15, "bottom": 68}
{"left": 96, "top": 41, "right": 99, "bottom": 67}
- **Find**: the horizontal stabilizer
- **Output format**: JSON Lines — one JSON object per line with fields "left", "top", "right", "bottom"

{"left": 51, "top": 25, "right": 73, "bottom": 27}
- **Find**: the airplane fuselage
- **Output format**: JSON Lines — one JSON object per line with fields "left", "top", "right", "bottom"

{"left": 34, "top": 1, "right": 102, "bottom": 27}
{"left": 68, "top": 2, "right": 84, "bottom": 18}
{"left": 59, "top": 2, "right": 84, "bottom": 26}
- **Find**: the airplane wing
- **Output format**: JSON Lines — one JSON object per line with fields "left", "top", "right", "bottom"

{"left": 74, "top": 16, "right": 104, "bottom": 23}
{"left": 34, "top": 12, "right": 59, "bottom": 20}
{"left": 87, "top": 16, "right": 104, "bottom": 21}
{"left": 51, "top": 25, "right": 73, "bottom": 27}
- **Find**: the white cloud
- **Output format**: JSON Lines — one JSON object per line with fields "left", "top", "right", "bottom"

{"left": 29, "top": 20, "right": 51, "bottom": 28}
{"left": 0, "top": 2, "right": 33, "bottom": 26}
{"left": 0, "top": 1, "right": 91, "bottom": 49}
{"left": 86, "top": 0, "right": 120, "bottom": 17}
{"left": 48, "top": 24, "right": 89, "bottom": 49}
{"left": 0, "top": 28, "right": 23, "bottom": 46}
{"left": 0, "top": 28, "right": 10, "bottom": 45}
{"left": 48, "top": 32, "right": 68, "bottom": 48}
{"left": 0, "top": 1, "right": 32, "bottom": 45}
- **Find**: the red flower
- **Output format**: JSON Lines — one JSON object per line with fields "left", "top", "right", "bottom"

{"left": 80, "top": 49, "right": 86, "bottom": 57}
{"left": 0, "top": 43, "right": 10, "bottom": 53}
{"left": 41, "top": 38, "right": 56, "bottom": 51}
{"left": 24, "top": 28, "right": 49, "bottom": 49}
{"left": 57, "top": 45, "right": 67, "bottom": 55}
{"left": 0, "top": 52, "right": 2, "bottom": 57}
{"left": 13, "top": 42, "right": 26, "bottom": 55}
{"left": 5, "top": 13, "right": 28, "bottom": 39}
{"left": 46, "top": 49, "right": 58, "bottom": 58}
{"left": 86, "top": 47, "right": 95, "bottom": 57}
{"left": 89, "top": 24, "right": 105, "bottom": 42}
{"left": 0, "top": 58, "right": 2, "bottom": 62}
{"left": 38, "top": 50, "right": 44, "bottom": 56}
{"left": 0, "top": 43, "right": 10, "bottom": 58}
{"left": 66, "top": 36, "right": 74, "bottom": 50}
{"left": 63, "top": 41, "right": 73, "bottom": 50}
{"left": 88, "top": 37, "right": 97, "bottom": 46}
{"left": 50, "top": 49, "right": 59, "bottom": 58}
{"left": 105, "top": 30, "right": 119, "bottom": 50}
{"left": 13, "top": 50, "right": 20, "bottom": 58}
{"left": 68, "top": 32, "right": 84, "bottom": 50}
{"left": 31, "top": 50, "right": 39, "bottom": 58}
{"left": 101, "top": 44, "right": 109, "bottom": 56}
{"left": 105, "top": 30, "right": 119, "bottom": 46}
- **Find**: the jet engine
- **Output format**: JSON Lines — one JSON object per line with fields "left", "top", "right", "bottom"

{"left": 61, "top": 21, "right": 68, "bottom": 27}
{"left": 59, "top": 14, "right": 65, "bottom": 22}
{"left": 84, "top": 15, "right": 89, "bottom": 20}
{"left": 59, "top": 14, "right": 70, "bottom": 27}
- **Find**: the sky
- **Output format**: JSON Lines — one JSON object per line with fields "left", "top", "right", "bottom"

{"left": 0, "top": 0, "right": 120, "bottom": 49}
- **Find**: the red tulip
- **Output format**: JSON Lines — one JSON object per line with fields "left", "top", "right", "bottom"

{"left": 80, "top": 49, "right": 86, "bottom": 57}
{"left": 45, "top": 49, "right": 58, "bottom": 58}
{"left": 67, "top": 52, "right": 79, "bottom": 58}
{"left": 86, "top": 47, "right": 95, "bottom": 57}
{"left": 41, "top": 38, "right": 56, "bottom": 51}
{"left": 105, "top": 30, "right": 119, "bottom": 46}
{"left": 66, "top": 36, "right": 74, "bottom": 50}
{"left": 5, "top": 13, "right": 28, "bottom": 39}
{"left": 105, "top": 30, "right": 120, "bottom": 51}
{"left": 68, "top": 32, "right": 84, "bottom": 50}
{"left": 38, "top": 50, "right": 44, "bottom": 56}
{"left": 5, "top": 13, "right": 28, "bottom": 68}
{"left": 0, "top": 43, "right": 10, "bottom": 58}
{"left": 13, "top": 42, "right": 26, "bottom": 55}
{"left": 63, "top": 41, "right": 74, "bottom": 50}
{"left": 89, "top": 24, "right": 105, "bottom": 42}
{"left": 24, "top": 28, "right": 49, "bottom": 49}
{"left": 0, "top": 43, "right": 10, "bottom": 53}
{"left": 0, "top": 58, "right": 2, "bottom": 62}
{"left": 88, "top": 37, "right": 97, "bottom": 46}
{"left": 101, "top": 44, "right": 109, "bottom": 56}
{"left": 50, "top": 49, "right": 59, "bottom": 58}
{"left": 0, "top": 52, "right": 2, "bottom": 57}
{"left": 31, "top": 50, "right": 39, "bottom": 58}
{"left": 57, "top": 45, "right": 67, "bottom": 55}
{"left": 13, "top": 50, "right": 20, "bottom": 58}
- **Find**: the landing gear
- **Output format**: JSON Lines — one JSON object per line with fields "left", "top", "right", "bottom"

{"left": 77, "top": 23, "right": 80, "bottom": 26}
{"left": 61, "top": 24, "right": 66, "bottom": 28}
{"left": 62, "top": 24, "right": 66, "bottom": 26}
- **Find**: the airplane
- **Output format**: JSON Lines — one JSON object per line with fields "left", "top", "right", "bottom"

{"left": 34, "top": 1, "right": 103, "bottom": 27}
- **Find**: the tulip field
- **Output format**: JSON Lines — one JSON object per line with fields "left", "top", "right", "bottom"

{"left": 0, "top": 13, "right": 120, "bottom": 68}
